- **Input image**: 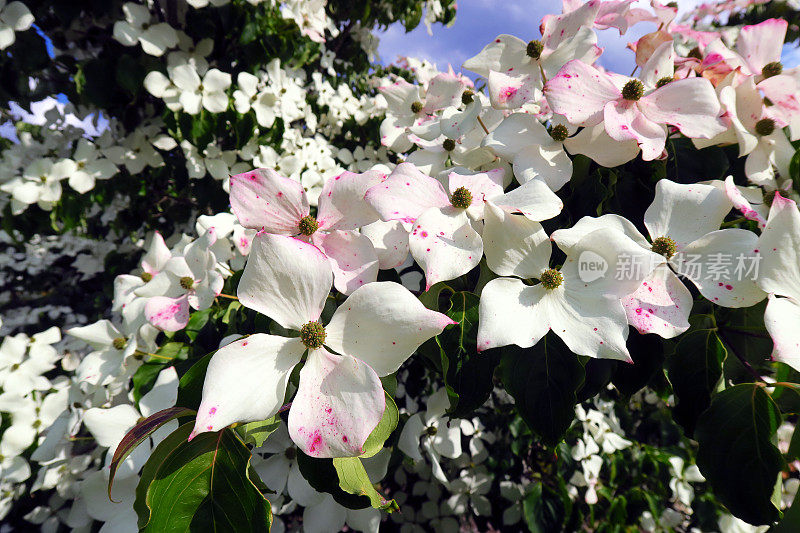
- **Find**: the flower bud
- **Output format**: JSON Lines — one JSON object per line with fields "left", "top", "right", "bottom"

{"left": 622, "top": 80, "right": 645, "bottom": 101}
{"left": 755, "top": 118, "right": 776, "bottom": 137}
{"left": 450, "top": 186, "right": 473, "bottom": 209}
{"left": 762, "top": 61, "right": 783, "bottom": 79}
{"left": 298, "top": 215, "right": 319, "bottom": 236}
{"left": 549, "top": 124, "right": 569, "bottom": 142}
{"left": 526, "top": 40, "right": 544, "bottom": 60}
{"left": 655, "top": 76, "right": 673, "bottom": 88}
{"left": 540, "top": 268, "right": 563, "bottom": 290}
{"left": 651, "top": 236, "right": 677, "bottom": 258}
{"left": 300, "top": 321, "right": 326, "bottom": 349}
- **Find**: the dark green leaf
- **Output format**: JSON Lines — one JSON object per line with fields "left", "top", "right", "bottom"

{"left": 135, "top": 423, "right": 272, "bottom": 531}
{"left": 499, "top": 333, "right": 585, "bottom": 446}
{"left": 176, "top": 352, "right": 213, "bottom": 410}
{"left": 435, "top": 291, "right": 501, "bottom": 416}
{"left": 695, "top": 384, "right": 784, "bottom": 525}
{"left": 612, "top": 331, "right": 665, "bottom": 397}
{"left": 666, "top": 328, "right": 726, "bottom": 435}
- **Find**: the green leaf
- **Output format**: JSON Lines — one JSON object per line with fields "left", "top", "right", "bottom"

{"left": 154, "top": 341, "right": 190, "bottom": 361}
{"left": 666, "top": 328, "right": 727, "bottom": 435}
{"left": 361, "top": 393, "right": 398, "bottom": 458}
{"left": 135, "top": 423, "right": 272, "bottom": 531}
{"left": 235, "top": 416, "right": 281, "bottom": 448}
{"left": 296, "top": 452, "right": 370, "bottom": 509}
{"left": 695, "top": 384, "right": 785, "bottom": 525}
{"left": 611, "top": 331, "right": 665, "bottom": 397}
{"left": 109, "top": 407, "right": 196, "bottom": 500}
{"left": 176, "top": 352, "right": 213, "bottom": 410}
{"left": 434, "top": 291, "right": 501, "bottom": 416}
{"left": 333, "top": 457, "right": 398, "bottom": 511}
{"left": 522, "top": 482, "right": 566, "bottom": 533}
{"left": 499, "top": 333, "right": 585, "bottom": 446}
{"left": 183, "top": 308, "right": 214, "bottom": 342}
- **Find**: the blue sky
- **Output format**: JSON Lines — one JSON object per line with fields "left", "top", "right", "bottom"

{"left": 376, "top": 0, "right": 706, "bottom": 75}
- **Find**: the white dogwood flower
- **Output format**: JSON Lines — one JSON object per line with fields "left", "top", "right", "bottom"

{"left": 113, "top": 2, "right": 178, "bottom": 56}
{"left": 190, "top": 232, "right": 454, "bottom": 457}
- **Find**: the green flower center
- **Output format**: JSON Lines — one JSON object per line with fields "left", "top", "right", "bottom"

{"left": 179, "top": 276, "right": 195, "bottom": 290}
{"left": 140, "top": 272, "right": 153, "bottom": 282}
{"left": 655, "top": 76, "right": 673, "bottom": 88}
{"left": 112, "top": 337, "right": 127, "bottom": 350}
{"left": 540, "top": 268, "right": 563, "bottom": 290}
{"left": 298, "top": 215, "right": 318, "bottom": 236}
{"left": 410, "top": 101, "right": 423, "bottom": 114}
{"left": 549, "top": 124, "right": 569, "bottom": 142}
{"left": 425, "top": 425, "right": 438, "bottom": 436}
{"left": 622, "top": 79, "right": 645, "bottom": 101}
{"left": 450, "top": 186, "right": 473, "bottom": 209}
{"left": 300, "top": 321, "right": 326, "bottom": 349}
{"left": 526, "top": 40, "right": 544, "bottom": 60}
{"left": 443, "top": 138, "right": 456, "bottom": 152}
{"left": 755, "top": 118, "right": 776, "bottom": 136}
{"left": 651, "top": 236, "right": 677, "bottom": 258}
{"left": 762, "top": 61, "right": 783, "bottom": 79}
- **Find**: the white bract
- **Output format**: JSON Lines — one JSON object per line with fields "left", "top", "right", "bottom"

{"left": 756, "top": 193, "right": 800, "bottom": 372}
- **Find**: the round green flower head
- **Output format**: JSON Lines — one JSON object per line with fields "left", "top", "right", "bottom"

{"left": 526, "top": 40, "right": 544, "bottom": 60}
{"left": 655, "top": 76, "right": 673, "bottom": 88}
{"left": 112, "top": 337, "right": 127, "bottom": 350}
{"left": 179, "top": 276, "right": 195, "bottom": 290}
{"left": 462, "top": 90, "right": 474, "bottom": 105}
{"left": 622, "top": 79, "right": 644, "bottom": 101}
{"left": 651, "top": 236, "right": 677, "bottom": 258}
{"left": 410, "top": 100, "right": 424, "bottom": 114}
{"left": 450, "top": 186, "right": 473, "bottom": 209}
{"left": 300, "top": 321, "right": 326, "bottom": 349}
{"left": 540, "top": 268, "right": 563, "bottom": 290}
{"left": 140, "top": 272, "right": 153, "bottom": 282}
{"left": 425, "top": 425, "right": 438, "bottom": 436}
{"left": 762, "top": 61, "right": 783, "bottom": 79}
{"left": 443, "top": 138, "right": 456, "bottom": 152}
{"left": 755, "top": 118, "right": 776, "bottom": 137}
{"left": 549, "top": 124, "right": 569, "bottom": 142}
{"left": 298, "top": 215, "right": 318, "bottom": 236}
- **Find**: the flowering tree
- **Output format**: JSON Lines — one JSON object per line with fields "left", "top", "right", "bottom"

{"left": 1, "top": 0, "right": 800, "bottom": 531}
